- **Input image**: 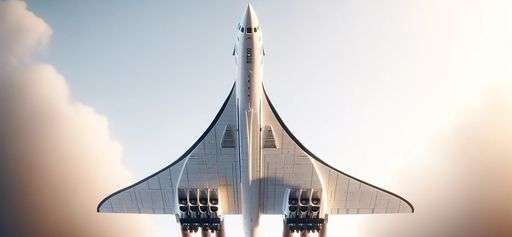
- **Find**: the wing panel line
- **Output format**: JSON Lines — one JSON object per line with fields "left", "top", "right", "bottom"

{"left": 97, "top": 83, "right": 237, "bottom": 212}
{"left": 262, "top": 86, "right": 415, "bottom": 213}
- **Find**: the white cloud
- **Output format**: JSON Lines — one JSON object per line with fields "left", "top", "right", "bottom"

{"left": 360, "top": 83, "right": 512, "bottom": 237}
{"left": 0, "top": 1, "right": 163, "bottom": 236}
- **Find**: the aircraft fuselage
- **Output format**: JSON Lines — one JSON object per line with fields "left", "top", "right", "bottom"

{"left": 235, "top": 5, "right": 264, "bottom": 237}
{"left": 96, "top": 4, "right": 414, "bottom": 237}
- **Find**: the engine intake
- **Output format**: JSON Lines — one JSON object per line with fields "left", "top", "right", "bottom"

{"left": 283, "top": 188, "right": 326, "bottom": 235}
{"left": 177, "top": 188, "right": 223, "bottom": 235}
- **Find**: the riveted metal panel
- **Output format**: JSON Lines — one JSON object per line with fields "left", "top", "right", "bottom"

{"left": 97, "top": 84, "right": 241, "bottom": 214}
{"left": 261, "top": 87, "right": 414, "bottom": 215}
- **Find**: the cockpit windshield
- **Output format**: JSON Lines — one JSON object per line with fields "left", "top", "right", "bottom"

{"left": 238, "top": 25, "right": 260, "bottom": 34}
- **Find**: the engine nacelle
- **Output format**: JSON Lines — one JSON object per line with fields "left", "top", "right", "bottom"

{"left": 282, "top": 188, "right": 326, "bottom": 235}
{"left": 177, "top": 188, "right": 223, "bottom": 235}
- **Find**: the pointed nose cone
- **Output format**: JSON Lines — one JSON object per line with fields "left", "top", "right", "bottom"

{"left": 242, "top": 3, "right": 259, "bottom": 27}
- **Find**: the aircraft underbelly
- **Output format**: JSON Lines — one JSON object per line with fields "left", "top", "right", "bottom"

{"left": 238, "top": 106, "right": 262, "bottom": 237}
{"left": 96, "top": 4, "right": 414, "bottom": 237}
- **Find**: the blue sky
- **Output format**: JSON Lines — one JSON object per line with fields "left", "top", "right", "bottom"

{"left": 25, "top": 0, "right": 405, "bottom": 179}
{"left": 18, "top": 0, "right": 512, "bottom": 236}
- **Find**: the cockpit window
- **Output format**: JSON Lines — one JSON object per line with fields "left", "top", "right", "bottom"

{"left": 239, "top": 26, "right": 259, "bottom": 34}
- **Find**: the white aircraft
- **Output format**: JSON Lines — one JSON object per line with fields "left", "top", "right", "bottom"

{"left": 97, "top": 4, "right": 413, "bottom": 237}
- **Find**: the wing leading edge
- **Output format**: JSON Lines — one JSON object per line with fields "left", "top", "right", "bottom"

{"left": 260, "top": 86, "right": 414, "bottom": 215}
{"left": 97, "top": 83, "right": 241, "bottom": 214}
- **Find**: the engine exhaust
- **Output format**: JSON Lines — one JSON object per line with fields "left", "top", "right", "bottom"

{"left": 180, "top": 227, "right": 192, "bottom": 237}
{"left": 201, "top": 227, "right": 213, "bottom": 237}
{"left": 216, "top": 220, "right": 225, "bottom": 237}
{"left": 282, "top": 219, "right": 293, "bottom": 237}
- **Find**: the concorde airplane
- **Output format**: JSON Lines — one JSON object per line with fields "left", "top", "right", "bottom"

{"left": 97, "top": 4, "right": 414, "bottom": 237}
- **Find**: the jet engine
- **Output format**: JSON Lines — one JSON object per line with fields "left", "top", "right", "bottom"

{"left": 177, "top": 188, "right": 224, "bottom": 237}
{"left": 282, "top": 189, "right": 327, "bottom": 237}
